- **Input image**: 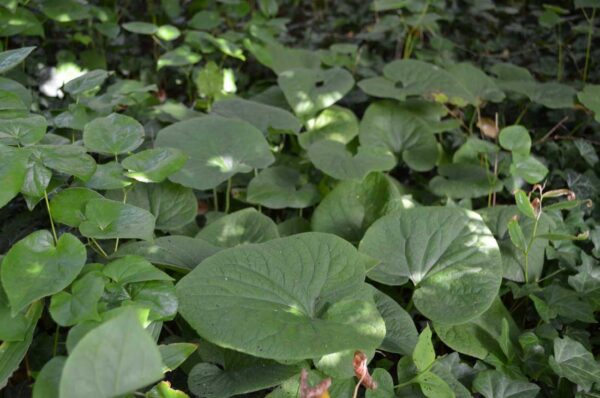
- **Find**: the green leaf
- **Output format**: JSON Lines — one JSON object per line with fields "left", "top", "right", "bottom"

{"left": 159, "top": 342, "right": 197, "bottom": 371}
{"left": 574, "top": 139, "right": 599, "bottom": 167}
{"left": 366, "top": 368, "right": 396, "bottom": 398}
{"left": 156, "top": 25, "right": 181, "bottom": 41}
{"left": 122, "top": 148, "right": 187, "bottom": 183}
{"left": 0, "top": 46, "right": 35, "bottom": 74}
{"left": 578, "top": 84, "right": 600, "bottom": 122}
{"left": 83, "top": 113, "right": 145, "bottom": 156}
{"left": 63, "top": 70, "right": 109, "bottom": 96}
{"left": 49, "top": 272, "right": 105, "bottom": 326}
{"left": 359, "top": 207, "right": 502, "bottom": 324}
{"left": 84, "top": 161, "right": 132, "bottom": 190}
{"left": 188, "top": 11, "right": 221, "bottom": 30}
{"left": 188, "top": 358, "right": 300, "bottom": 398}
{"left": 417, "top": 371, "right": 456, "bottom": 398}
{"left": 176, "top": 232, "right": 385, "bottom": 360}
{"left": 429, "top": 163, "right": 503, "bottom": 199}
{"left": 157, "top": 46, "right": 202, "bottom": 70}
{"left": 308, "top": 141, "right": 396, "bottom": 180}
{"left": 510, "top": 153, "right": 548, "bottom": 184}
{"left": 146, "top": 381, "right": 190, "bottom": 398}
{"left": 413, "top": 325, "right": 435, "bottom": 372}
{"left": 359, "top": 100, "right": 454, "bottom": 171}
{"left": 123, "top": 21, "right": 159, "bottom": 34}
{"left": 373, "top": 287, "right": 418, "bottom": 355}
{"left": 0, "top": 114, "right": 46, "bottom": 146}
{"left": 278, "top": 67, "right": 354, "bottom": 117}
{"left": 196, "top": 208, "right": 279, "bottom": 247}
{"left": 34, "top": 144, "right": 96, "bottom": 181}
{"left": 129, "top": 280, "right": 178, "bottom": 321}
{"left": 0, "top": 301, "right": 42, "bottom": 389}
{"left": 499, "top": 125, "right": 531, "bottom": 156}
{"left": 507, "top": 219, "right": 527, "bottom": 252}
{"left": 247, "top": 166, "right": 320, "bottom": 209}
{"left": 212, "top": 98, "right": 302, "bottom": 135}
{"left": 549, "top": 336, "right": 600, "bottom": 391}
{"left": 40, "top": 0, "right": 90, "bottom": 21}
{"left": 32, "top": 356, "right": 66, "bottom": 398}
{"left": 79, "top": 198, "right": 156, "bottom": 241}
{"left": 114, "top": 236, "right": 222, "bottom": 273}
{"left": 0, "top": 144, "right": 29, "bottom": 209}
{"left": 103, "top": 255, "right": 173, "bottom": 284}
{"left": 155, "top": 115, "right": 275, "bottom": 190}
{"left": 0, "top": 287, "right": 30, "bottom": 341}
{"left": 59, "top": 308, "right": 164, "bottom": 398}
{"left": 473, "top": 370, "right": 540, "bottom": 398}
{"left": 434, "top": 298, "right": 520, "bottom": 360}
{"left": 107, "top": 181, "right": 196, "bottom": 231}
{"left": 514, "top": 190, "right": 536, "bottom": 219}
{"left": 299, "top": 105, "right": 359, "bottom": 148}
{"left": 1, "top": 231, "right": 87, "bottom": 314}
{"left": 312, "top": 172, "right": 411, "bottom": 243}
{"left": 50, "top": 187, "right": 103, "bottom": 227}
{"left": 0, "top": 89, "right": 27, "bottom": 118}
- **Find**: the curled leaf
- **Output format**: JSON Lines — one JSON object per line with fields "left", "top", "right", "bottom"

{"left": 353, "top": 351, "right": 377, "bottom": 390}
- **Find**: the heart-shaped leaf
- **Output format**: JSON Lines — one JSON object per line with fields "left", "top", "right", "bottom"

{"left": 299, "top": 106, "right": 359, "bottom": 149}
{"left": 196, "top": 208, "right": 279, "bottom": 247}
{"left": 84, "top": 161, "right": 132, "bottom": 190}
{"left": 79, "top": 198, "right": 156, "bottom": 240}
{"left": 1, "top": 231, "right": 87, "bottom": 314}
{"left": 83, "top": 113, "right": 145, "bottom": 156}
{"left": 155, "top": 115, "right": 275, "bottom": 190}
{"left": 212, "top": 98, "right": 301, "bottom": 135}
{"left": 34, "top": 145, "right": 96, "bottom": 181}
{"left": 176, "top": 232, "right": 385, "bottom": 360}
{"left": 308, "top": 141, "right": 396, "bottom": 180}
{"left": 122, "top": 148, "right": 187, "bottom": 183}
{"left": 373, "top": 287, "right": 418, "bottom": 355}
{"left": 0, "top": 114, "right": 46, "bottom": 146}
{"left": 49, "top": 272, "right": 105, "bottom": 326}
{"left": 103, "top": 255, "right": 172, "bottom": 285}
{"left": 312, "top": 172, "right": 411, "bottom": 243}
{"left": 359, "top": 207, "right": 502, "bottom": 324}
{"left": 50, "top": 187, "right": 103, "bottom": 227}
{"left": 473, "top": 370, "right": 540, "bottom": 398}
{"left": 429, "top": 163, "right": 504, "bottom": 199}
{"left": 278, "top": 67, "right": 354, "bottom": 117}
{"left": 247, "top": 166, "right": 320, "bottom": 209}
{"left": 359, "top": 100, "right": 456, "bottom": 172}
{"left": 578, "top": 84, "right": 600, "bottom": 122}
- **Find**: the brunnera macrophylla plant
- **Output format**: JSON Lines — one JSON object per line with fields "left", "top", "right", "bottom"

{"left": 0, "top": 0, "right": 599, "bottom": 397}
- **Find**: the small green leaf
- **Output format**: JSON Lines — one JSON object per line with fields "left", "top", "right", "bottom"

{"left": 63, "top": 70, "right": 109, "bottom": 96}
{"left": 473, "top": 370, "right": 540, "bottom": 398}
{"left": 578, "top": 84, "right": 600, "bottom": 122}
{"left": 499, "top": 125, "right": 531, "bottom": 155}
{"left": 247, "top": 166, "right": 320, "bottom": 209}
{"left": 413, "top": 325, "right": 435, "bottom": 372}
{"left": 123, "top": 21, "right": 158, "bottom": 34}
{"left": 122, "top": 148, "right": 187, "bottom": 183}
{"left": 32, "top": 356, "right": 66, "bottom": 398}
{"left": 83, "top": 113, "right": 145, "bottom": 156}
{"left": 417, "top": 371, "right": 455, "bottom": 398}
{"left": 0, "top": 144, "right": 29, "bottom": 209}
{"left": 50, "top": 187, "right": 103, "bottom": 227}
{"left": 79, "top": 198, "right": 156, "bottom": 241}
{"left": 159, "top": 343, "right": 198, "bottom": 372}
{"left": 549, "top": 336, "right": 600, "bottom": 391}
{"left": 103, "top": 255, "right": 173, "bottom": 284}
{"left": 196, "top": 208, "right": 279, "bottom": 247}
{"left": 49, "top": 272, "right": 105, "bottom": 326}
{"left": 507, "top": 219, "right": 527, "bottom": 252}
{"left": 0, "top": 46, "right": 35, "bottom": 74}
{"left": 514, "top": 190, "right": 536, "bottom": 219}
{"left": 0, "top": 114, "right": 46, "bottom": 146}
{"left": 156, "top": 25, "right": 181, "bottom": 41}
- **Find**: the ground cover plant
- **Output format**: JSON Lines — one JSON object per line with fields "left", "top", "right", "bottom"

{"left": 0, "top": 0, "right": 599, "bottom": 397}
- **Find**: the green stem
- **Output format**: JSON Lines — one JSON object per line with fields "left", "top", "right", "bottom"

{"left": 90, "top": 238, "right": 109, "bottom": 258}
{"left": 52, "top": 324, "right": 60, "bottom": 356}
{"left": 583, "top": 8, "right": 596, "bottom": 82}
{"left": 213, "top": 188, "right": 219, "bottom": 211}
{"left": 523, "top": 216, "right": 541, "bottom": 284}
{"left": 224, "top": 178, "right": 232, "bottom": 214}
{"left": 44, "top": 190, "right": 58, "bottom": 244}
{"left": 557, "top": 24, "right": 563, "bottom": 81}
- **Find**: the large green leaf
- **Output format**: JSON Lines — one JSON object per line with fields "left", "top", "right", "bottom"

{"left": 32, "top": 356, "right": 66, "bottom": 398}
{"left": 83, "top": 113, "right": 145, "bottom": 156}
{"left": 359, "top": 100, "right": 455, "bottom": 172}
{"left": 176, "top": 232, "right": 384, "bottom": 360}
{"left": 122, "top": 148, "right": 188, "bottom": 183}
{"left": 212, "top": 98, "right": 301, "bottom": 135}
{"left": 0, "top": 301, "right": 42, "bottom": 389}
{"left": 196, "top": 208, "right": 279, "bottom": 247}
{"left": 0, "top": 46, "right": 35, "bottom": 74}
{"left": 247, "top": 166, "right": 320, "bottom": 209}
{"left": 312, "top": 172, "right": 412, "bottom": 243}
{"left": 278, "top": 67, "right": 354, "bottom": 117}
{"left": 114, "top": 236, "right": 221, "bottom": 273}
{"left": 107, "top": 181, "right": 197, "bottom": 231}
{"left": 59, "top": 308, "right": 164, "bottom": 398}
{"left": 79, "top": 198, "right": 156, "bottom": 240}
{"left": 359, "top": 207, "right": 502, "bottom": 324}
{"left": 0, "top": 144, "right": 29, "bottom": 209}
{"left": 1, "top": 231, "right": 87, "bottom": 314}
{"left": 155, "top": 115, "right": 275, "bottom": 190}
{"left": 308, "top": 141, "right": 396, "bottom": 180}
{"left": 473, "top": 370, "right": 540, "bottom": 398}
